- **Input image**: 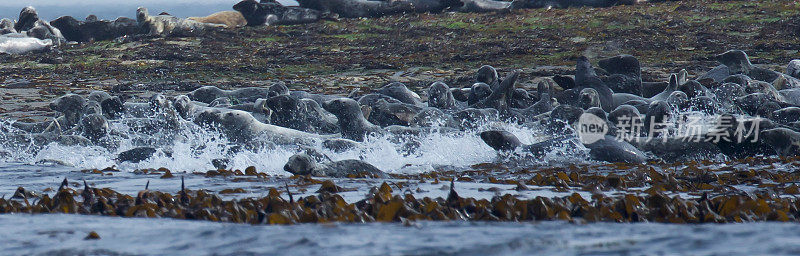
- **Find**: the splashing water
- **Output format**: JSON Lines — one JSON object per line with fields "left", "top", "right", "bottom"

{"left": 0, "top": 113, "right": 593, "bottom": 175}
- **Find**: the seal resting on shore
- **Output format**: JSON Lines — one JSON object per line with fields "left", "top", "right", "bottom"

{"left": 136, "top": 7, "right": 224, "bottom": 37}
{"left": 0, "top": 19, "right": 16, "bottom": 34}
{"left": 598, "top": 54, "right": 642, "bottom": 95}
{"left": 188, "top": 11, "right": 247, "bottom": 28}
{"left": 457, "top": 0, "right": 516, "bottom": 13}
{"left": 11, "top": 7, "right": 65, "bottom": 44}
{"left": 699, "top": 50, "right": 782, "bottom": 83}
{"left": 233, "top": 0, "right": 333, "bottom": 26}
{"left": 50, "top": 15, "right": 138, "bottom": 42}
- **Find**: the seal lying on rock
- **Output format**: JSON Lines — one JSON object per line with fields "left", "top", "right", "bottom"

{"left": 598, "top": 54, "right": 642, "bottom": 95}
{"left": 284, "top": 153, "right": 387, "bottom": 178}
{"left": 456, "top": 0, "right": 516, "bottom": 13}
{"left": 699, "top": 50, "right": 782, "bottom": 83}
{"left": 377, "top": 82, "right": 424, "bottom": 106}
{"left": 50, "top": 15, "right": 138, "bottom": 42}
{"left": 0, "top": 33, "right": 52, "bottom": 54}
{"left": 188, "top": 11, "right": 247, "bottom": 28}
{"left": 136, "top": 7, "right": 225, "bottom": 37}
{"left": 26, "top": 19, "right": 65, "bottom": 44}
{"left": 233, "top": 0, "right": 333, "bottom": 26}
{"left": 0, "top": 19, "right": 16, "bottom": 34}
{"left": 13, "top": 7, "right": 65, "bottom": 44}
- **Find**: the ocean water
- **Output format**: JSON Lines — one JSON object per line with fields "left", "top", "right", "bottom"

{"left": 0, "top": 0, "right": 299, "bottom": 21}
{"left": 3, "top": 214, "right": 800, "bottom": 255}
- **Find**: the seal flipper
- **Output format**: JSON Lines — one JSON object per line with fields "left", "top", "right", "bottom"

{"left": 651, "top": 74, "right": 679, "bottom": 102}
{"left": 471, "top": 70, "right": 520, "bottom": 109}
{"left": 666, "top": 74, "right": 678, "bottom": 93}
{"left": 677, "top": 69, "right": 688, "bottom": 86}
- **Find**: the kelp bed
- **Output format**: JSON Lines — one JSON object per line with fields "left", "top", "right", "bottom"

{"left": 4, "top": 156, "right": 800, "bottom": 224}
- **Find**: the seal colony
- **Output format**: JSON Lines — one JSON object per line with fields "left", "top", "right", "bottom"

{"left": 2, "top": 48, "right": 800, "bottom": 178}
{"left": 0, "top": 0, "right": 659, "bottom": 53}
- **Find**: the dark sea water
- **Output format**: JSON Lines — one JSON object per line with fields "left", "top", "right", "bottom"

{"left": 0, "top": 0, "right": 298, "bottom": 21}
{"left": 3, "top": 214, "right": 800, "bottom": 255}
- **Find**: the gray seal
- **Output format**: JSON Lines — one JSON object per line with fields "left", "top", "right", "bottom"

{"left": 284, "top": 153, "right": 387, "bottom": 178}
{"left": 427, "top": 81, "right": 456, "bottom": 110}
{"left": 50, "top": 15, "right": 138, "bottom": 42}
{"left": 579, "top": 88, "right": 602, "bottom": 110}
{"left": 761, "top": 128, "right": 800, "bottom": 157}
{"left": 480, "top": 130, "right": 646, "bottom": 163}
{"left": 0, "top": 18, "right": 15, "bottom": 34}
{"left": 193, "top": 108, "right": 330, "bottom": 144}
{"left": 136, "top": 7, "right": 225, "bottom": 37}
{"left": 699, "top": 50, "right": 781, "bottom": 83}
{"left": 598, "top": 54, "right": 642, "bottom": 95}
{"left": 233, "top": 0, "right": 332, "bottom": 26}
{"left": 188, "top": 85, "right": 271, "bottom": 104}
{"left": 322, "top": 98, "right": 381, "bottom": 141}
{"left": 368, "top": 99, "right": 422, "bottom": 127}
{"left": 378, "top": 82, "right": 423, "bottom": 106}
